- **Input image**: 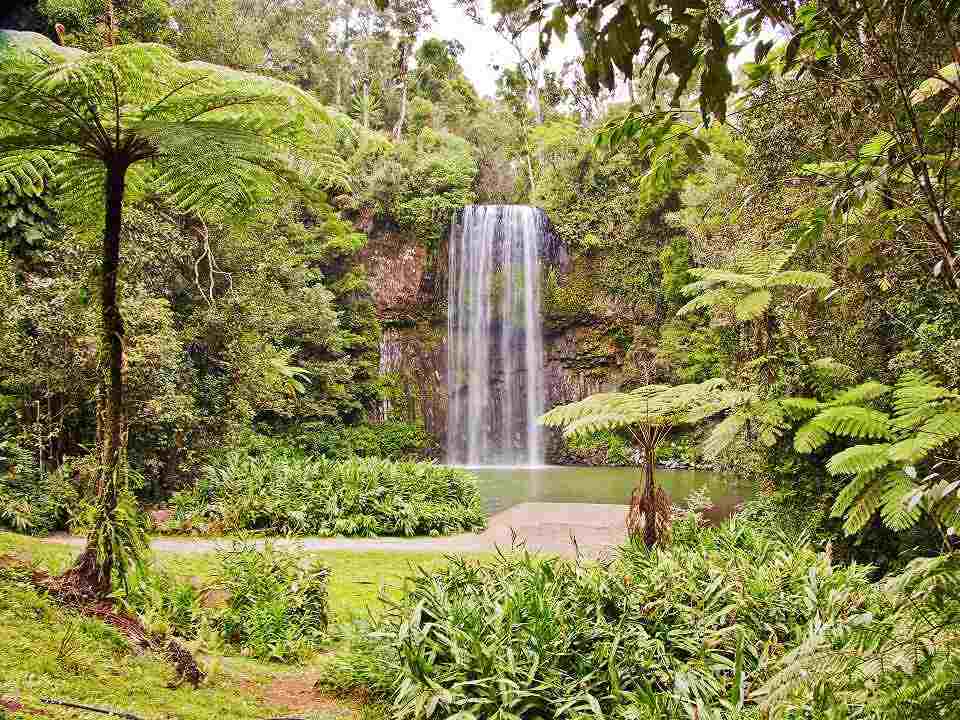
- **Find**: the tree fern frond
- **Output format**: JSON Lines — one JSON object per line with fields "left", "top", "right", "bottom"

{"left": 678, "top": 278, "right": 715, "bottom": 297}
{"left": 768, "top": 270, "right": 834, "bottom": 289}
{"left": 831, "top": 474, "right": 874, "bottom": 520}
{"left": 917, "top": 411, "right": 960, "bottom": 445}
{"left": 794, "top": 419, "right": 832, "bottom": 452}
{"left": 880, "top": 472, "right": 923, "bottom": 531}
{"left": 0, "top": 148, "right": 62, "bottom": 194}
{"left": 685, "top": 268, "right": 765, "bottom": 288}
{"left": 892, "top": 373, "right": 955, "bottom": 414}
{"left": 779, "top": 397, "right": 822, "bottom": 418}
{"left": 825, "top": 381, "right": 892, "bottom": 408}
{"left": 827, "top": 443, "right": 893, "bottom": 476}
{"left": 735, "top": 289, "right": 772, "bottom": 321}
{"left": 808, "top": 406, "right": 892, "bottom": 440}
{"left": 842, "top": 480, "right": 885, "bottom": 535}
{"left": 677, "top": 288, "right": 731, "bottom": 315}
{"left": 703, "top": 414, "right": 748, "bottom": 458}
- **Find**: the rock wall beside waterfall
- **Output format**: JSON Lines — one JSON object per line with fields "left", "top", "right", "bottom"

{"left": 358, "top": 209, "right": 652, "bottom": 462}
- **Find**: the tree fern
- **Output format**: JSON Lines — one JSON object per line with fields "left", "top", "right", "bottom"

{"left": 678, "top": 245, "right": 833, "bottom": 346}
{"left": 540, "top": 379, "right": 743, "bottom": 545}
{"left": 789, "top": 370, "right": 960, "bottom": 537}
{"left": 0, "top": 32, "right": 348, "bottom": 595}
{"left": 826, "top": 443, "right": 893, "bottom": 476}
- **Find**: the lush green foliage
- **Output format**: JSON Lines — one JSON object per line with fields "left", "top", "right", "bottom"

{"left": 0, "top": 439, "right": 77, "bottom": 534}
{"left": 121, "top": 542, "right": 330, "bottom": 662}
{"left": 292, "top": 420, "right": 431, "bottom": 460}
{"left": 323, "top": 504, "right": 883, "bottom": 719}
{"left": 787, "top": 372, "right": 960, "bottom": 537}
{"left": 167, "top": 451, "right": 485, "bottom": 537}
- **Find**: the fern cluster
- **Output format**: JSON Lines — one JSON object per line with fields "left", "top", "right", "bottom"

{"left": 785, "top": 372, "right": 960, "bottom": 536}
{"left": 678, "top": 244, "right": 833, "bottom": 322}
{"left": 761, "top": 552, "right": 960, "bottom": 719}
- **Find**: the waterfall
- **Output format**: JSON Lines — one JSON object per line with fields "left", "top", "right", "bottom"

{"left": 446, "top": 205, "right": 546, "bottom": 466}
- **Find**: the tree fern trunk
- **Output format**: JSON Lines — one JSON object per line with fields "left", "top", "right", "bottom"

{"left": 642, "top": 449, "right": 657, "bottom": 547}
{"left": 69, "top": 161, "right": 127, "bottom": 597}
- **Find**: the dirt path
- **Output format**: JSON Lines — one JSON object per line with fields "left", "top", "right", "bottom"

{"left": 43, "top": 502, "right": 629, "bottom": 559}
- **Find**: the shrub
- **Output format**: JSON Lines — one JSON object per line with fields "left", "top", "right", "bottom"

{"left": 293, "top": 420, "right": 431, "bottom": 460}
{"left": 0, "top": 439, "right": 79, "bottom": 535}
{"left": 166, "top": 451, "right": 485, "bottom": 537}
{"left": 562, "top": 429, "right": 634, "bottom": 466}
{"left": 326, "top": 507, "right": 879, "bottom": 719}
{"left": 120, "top": 542, "right": 331, "bottom": 663}
{"left": 214, "top": 542, "right": 330, "bottom": 662}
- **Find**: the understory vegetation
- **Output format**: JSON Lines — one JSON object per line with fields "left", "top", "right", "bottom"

{"left": 122, "top": 542, "right": 331, "bottom": 662}
{"left": 166, "top": 453, "right": 485, "bottom": 537}
{"left": 324, "top": 501, "right": 960, "bottom": 720}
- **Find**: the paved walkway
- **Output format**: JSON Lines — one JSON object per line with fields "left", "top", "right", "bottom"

{"left": 43, "top": 502, "right": 629, "bottom": 559}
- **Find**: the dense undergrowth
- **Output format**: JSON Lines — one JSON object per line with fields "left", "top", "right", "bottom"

{"left": 321, "top": 500, "right": 960, "bottom": 720}
{"left": 120, "top": 542, "right": 331, "bottom": 662}
{"left": 165, "top": 451, "right": 485, "bottom": 537}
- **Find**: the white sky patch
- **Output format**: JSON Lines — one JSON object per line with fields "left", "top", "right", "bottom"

{"left": 429, "top": 0, "right": 581, "bottom": 99}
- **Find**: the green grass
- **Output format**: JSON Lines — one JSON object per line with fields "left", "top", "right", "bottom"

{"left": 0, "top": 531, "right": 480, "bottom": 720}
{"left": 0, "top": 533, "right": 476, "bottom": 620}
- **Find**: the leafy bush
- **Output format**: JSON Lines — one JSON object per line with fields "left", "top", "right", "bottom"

{"left": 120, "top": 542, "right": 330, "bottom": 663}
{"left": 0, "top": 439, "right": 79, "bottom": 535}
{"left": 292, "top": 420, "right": 430, "bottom": 460}
{"left": 120, "top": 562, "right": 204, "bottom": 639}
{"left": 325, "top": 506, "right": 878, "bottom": 719}
{"left": 761, "top": 552, "right": 960, "bottom": 720}
{"left": 167, "top": 451, "right": 485, "bottom": 537}
{"left": 562, "top": 429, "right": 634, "bottom": 466}
{"left": 214, "top": 542, "right": 330, "bottom": 662}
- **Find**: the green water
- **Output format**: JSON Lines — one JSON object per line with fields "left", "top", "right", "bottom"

{"left": 464, "top": 465, "right": 752, "bottom": 520}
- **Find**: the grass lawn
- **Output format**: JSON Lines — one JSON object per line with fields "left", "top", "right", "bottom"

{"left": 0, "top": 531, "right": 478, "bottom": 720}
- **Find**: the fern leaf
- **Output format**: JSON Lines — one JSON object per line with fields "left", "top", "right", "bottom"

{"left": 768, "top": 270, "right": 834, "bottom": 289}
{"left": 827, "top": 444, "right": 893, "bottom": 476}
{"left": 825, "top": 381, "right": 892, "bottom": 408}
{"left": 735, "top": 289, "right": 772, "bottom": 321}
{"left": 831, "top": 473, "right": 872, "bottom": 517}
{"left": 880, "top": 472, "right": 923, "bottom": 531}
{"left": 794, "top": 419, "right": 832, "bottom": 453}
{"left": 779, "top": 397, "right": 822, "bottom": 418}
{"left": 686, "top": 268, "right": 765, "bottom": 288}
{"left": 892, "top": 372, "right": 954, "bottom": 414}
{"left": 677, "top": 288, "right": 730, "bottom": 316}
{"left": 842, "top": 479, "right": 885, "bottom": 535}
{"left": 809, "top": 406, "right": 892, "bottom": 440}
{"left": 703, "top": 413, "right": 748, "bottom": 458}
{"left": 918, "top": 411, "right": 960, "bottom": 446}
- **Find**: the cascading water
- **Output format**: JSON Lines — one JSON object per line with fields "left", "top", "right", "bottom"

{"left": 446, "top": 205, "right": 547, "bottom": 466}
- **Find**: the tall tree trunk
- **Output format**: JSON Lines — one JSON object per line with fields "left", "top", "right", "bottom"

{"left": 393, "top": 41, "right": 410, "bottom": 141}
{"left": 67, "top": 161, "right": 127, "bottom": 597}
{"left": 393, "top": 73, "right": 408, "bottom": 140}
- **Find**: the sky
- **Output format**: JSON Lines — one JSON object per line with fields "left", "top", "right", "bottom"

{"left": 429, "top": 0, "right": 581, "bottom": 99}
{"left": 427, "top": 1, "right": 770, "bottom": 101}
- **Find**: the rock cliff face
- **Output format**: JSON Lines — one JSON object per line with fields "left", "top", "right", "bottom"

{"left": 358, "top": 210, "right": 637, "bottom": 462}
